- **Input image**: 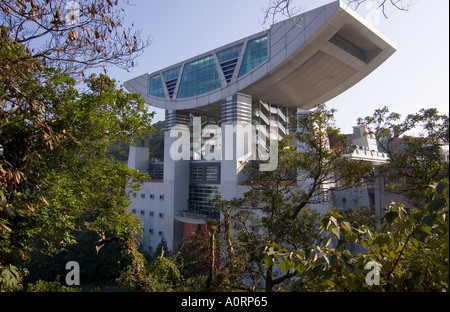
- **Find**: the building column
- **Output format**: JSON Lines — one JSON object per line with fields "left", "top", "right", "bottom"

{"left": 164, "top": 110, "right": 191, "bottom": 251}
{"left": 220, "top": 93, "right": 253, "bottom": 200}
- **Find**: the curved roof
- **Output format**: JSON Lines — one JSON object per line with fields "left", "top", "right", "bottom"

{"left": 124, "top": 1, "right": 396, "bottom": 114}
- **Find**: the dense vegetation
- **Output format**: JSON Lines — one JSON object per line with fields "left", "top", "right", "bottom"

{"left": 1, "top": 0, "right": 448, "bottom": 293}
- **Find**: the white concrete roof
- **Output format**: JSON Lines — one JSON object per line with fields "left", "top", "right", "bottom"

{"left": 124, "top": 0, "right": 396, "bottom": 114}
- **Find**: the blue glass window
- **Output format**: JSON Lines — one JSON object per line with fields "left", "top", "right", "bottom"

{"left": 239, "top": 35, "right": 268, "bottom": 77}
{"left": 177, "top": 55, "right": 221, "bottom": 99}
{"left": 163, "top": 66, "right": 181, "bottom": 81}
{"left": 149, "top": 74, "right": 165, "bottom": 98}
{"left": 216, "top": 43, "right": 243, "bottom": 82}
{"left": 216, "top": 44, "right": 243, "bottom": 63}
{"left": 163, "top": 66, "right": 181, "bottom": 98}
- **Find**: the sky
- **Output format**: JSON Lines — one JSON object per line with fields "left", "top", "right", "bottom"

{"left": 105, "top": 0, "right": 449, "bottom": 134}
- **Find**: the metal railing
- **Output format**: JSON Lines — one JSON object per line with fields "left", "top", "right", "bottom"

{"left": 175, "top": 211, "right": 209, "bottom": 222}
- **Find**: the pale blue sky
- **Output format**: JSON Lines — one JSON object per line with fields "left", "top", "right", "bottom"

{"left": 106, "top": 0, "right": 449, "bottom": 134}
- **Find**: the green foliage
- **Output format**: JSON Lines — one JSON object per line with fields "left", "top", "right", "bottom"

{"left": 147, "top": 256, "right": 185, "bottom": 292}
{"left": 177, "top": 229, "right": 211, "bottom": 278}
{"left": 24, "top": 231, "right": 124, "bottom": 289}
{"left": 0, "top": 264, "right": 24, "bottom": 291}
{"left": 263, "top": 179, "right": 449, "bottom": 292}
{"left": 116, "top": 234, "right": 155, "bottom": 292}
{"left": 107, "top": 120, "right": 165, "bottom": 164}
{"left": 153, "top": 236, "right": 171, "bottom": 259}
{"left": 326, "top": 206, "right": 379, "bottom": 232}
{"left": 2, "top": 26, "right": 448, "bottom": 292}
{"left": 1, "top": 38, "right": 154, "bottom": 291}
{"left": 141, "top": 120, "right": 165, "bottom": 161}
{"left": 27, "top": 278, "right": 82, "bottom": 292}
{"left": 358, "top": 106, "right": 449, "bottom": 206}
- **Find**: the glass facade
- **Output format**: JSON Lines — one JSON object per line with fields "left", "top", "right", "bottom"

{"left": 149, "top": 36, "right": 269, "bottom": 99}
{"left": 163, "top": 66, "right": 181, "bottom": 81}
{"left": 239, "top": 35, "right": 268, "bottom": 77}
{"left": 188, "top": 184, "right": 220, "bottom": 219}
{"left": 149, "top": 74, "right": 165, "bottom": 98}
{"left": 216, "top": 44, "right": 243, "bottom": 63}
{"left": 205, "top": 166, "right": 218, "bottom": 181}
{"left": 163, "top": 66, "right": 181, "bottom": 98}
{"left": 217, "top": 43, "right": 243, "bottom": 82}
{"left": 177, "top": 55, "right": 221, "bottom": 98}
{"left": 192, "top": 167, "right": 203, "bottom": 180}
{"left": 149, "top": 165, "right": 164, "bottom": 180}
{"left": 190, "top": 163, "right": 220, "bottom": 183}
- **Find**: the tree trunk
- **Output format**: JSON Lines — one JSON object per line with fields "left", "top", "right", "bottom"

{"left": 205, "top": 225, "right": 218, "bottom": 291}
{"left": 265, "top": 265, "right": 274, "bottom": 292}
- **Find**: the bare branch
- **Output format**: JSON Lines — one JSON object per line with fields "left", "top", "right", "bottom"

{"left": 263, "top": 0, "right": 413, "bottom": 26}
{"left": 262, "top": 0, "right": 304, "bottom": 27}
{"left": 347, "top": 0, "right": 413, "bottom": 18}
{"left": 1, "top": 0, "right": 150, "bottom": 78}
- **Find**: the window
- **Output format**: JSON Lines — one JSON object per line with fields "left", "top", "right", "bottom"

{"left": 131, "top": 209, "right": 136, "bottom": 214}
{"left": 159, "top": 213, "right": 164, "bottom": 218}
{"left": 132, "top": 193, "right": 137, "bottom": 198}
{"left": 239, "top": 35, "right": 268, "bottom": 77}
{"left": 217, "top": 44, "right": 243, "bottom": 63}
{"left": 216, "top": 43, "right": 243, "bottom": 82}
{"left": 353, "top": 127, "right": 362, "bottom": 139}
{"left": 140, "top": 210, "right": 145, "bottom": 215}
{"left": 149, "top": 211, "right": 154, "bottom": 217}
{"left": 150, "top": 167, "right": 164, "bottom": 180}
{"left": 149, "top": 74, "right": 165, "bottom": 98}
{"left": 190, "top": 163, "right": 221, "bottom": 183}
{"left": 163, "top": 66, "right": 181, "bottom": 81}
{"left": 159, "top": 231, "right": 164, "bottom": 236}
{"left": 188, "top": 184, "right": 220, "bottom": 218}
{"left": 160, "top": 194, "right": 165, "bottom": 200}
{"left": 177, "top": 55, "right": 221, "bottom": 98}
{"left": 150, "top": 194, "right": 154, "bottom": 199}
{"left": 149, "top": 228, "right": 153, "bottom": 234}
{"left": 163, "top": 66, "right": 181, "bottom": 98}
{"left": 141, "top": 193, "right": 145, "bottom": 199}
{"left": 192, "top": 167, "right": 203, "bottom": 180}
{"left": 205, "top": 166, "right": 218, "bottom": 181}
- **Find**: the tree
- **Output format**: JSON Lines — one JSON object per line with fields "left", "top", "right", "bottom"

{"left": 27, "top": 278, "right": 82, "bottom": 292}
{"left": 176, "top": 225, "right": 212, "bottom": 291}
{"left": 145, "top": 120, "right": 165, "bottom": 161}
{"left": 258, "top": 107, "right": 448, "bottom": 292}
{"left": 146, "top": 255, "right": 185, "bottom": 292}
{"left": 358, "top": 106, "right": 449, "bottom": 206}
{"left": 0, "top": 0, "right": 149, "bottom": 76}
{"left": 264, "top": 178, "right": 449, "bottom": 292}
{"left": 107, "top": 120, "right": 166, "bottom": 164}
{"left": 153, "top": 236, "right": 170, "bottom": 259}
{"left": 24, "top": 230, "right": 125, "bottom": 290}
{"left": 199, "top": 105, "right": 375, "bottom": 292}
{"left": 0, "top": 37, "right": 154, "bottom": 290}
{"left": 0, "top": 1, "right": 164, "bottom": 292}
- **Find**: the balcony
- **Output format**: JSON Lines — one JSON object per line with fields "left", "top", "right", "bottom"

{"left": 174, "top": 211, "right": 208, "bottom": 224}
{"left": 344, "top": 145, "right": 389, "bottom": 164}
{"left": 174, "top": 209, "right": 220, "bottom": 224}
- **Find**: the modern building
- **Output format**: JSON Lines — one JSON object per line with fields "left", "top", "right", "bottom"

{"left": 125, "top": 0, "right": 396, "bottom": 253}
